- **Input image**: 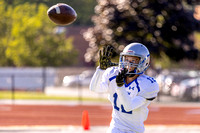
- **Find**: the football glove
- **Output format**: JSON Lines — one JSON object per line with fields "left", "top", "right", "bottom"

{"left": 99, "top": 45, "right": 118, "bottom": 70}
{"left": 116, "top": 68, "right": 128, "bottom": 87}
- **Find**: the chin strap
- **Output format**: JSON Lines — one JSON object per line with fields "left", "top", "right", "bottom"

{"left": 126, "top": 73, "right": 136, "bottom": 77}
{"left": 126, "top": 69, "right": 138, "bottom": 77}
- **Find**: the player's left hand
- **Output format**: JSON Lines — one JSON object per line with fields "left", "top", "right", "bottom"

{"left": 116, "top": 68, "right": 128, "bottom": 87}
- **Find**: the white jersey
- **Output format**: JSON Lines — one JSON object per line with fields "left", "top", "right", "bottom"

{"left": 90, "top": 66, "right": 159, "bottom": 133}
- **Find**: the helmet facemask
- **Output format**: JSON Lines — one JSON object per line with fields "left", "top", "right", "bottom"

{"left": 119, "top": 55, "right": 141, "bottom": 76}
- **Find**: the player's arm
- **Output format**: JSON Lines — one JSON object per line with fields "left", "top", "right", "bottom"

{"left": 89, "top": 66, "right": 107, "bottom": 92}
{"left": 116, "top": 88, "right": 148, "bottom": 111}
{"left": 116, "top": 86, "right": 159, "bottom": 111}
{"left": 115, "top": 69, "right": 146, "bottom": 111}
{"left": 116, "top": 70, "right": 159, "bottom": 111}
{"left": 89, "top": 45, "right": 117, "bottom": 93}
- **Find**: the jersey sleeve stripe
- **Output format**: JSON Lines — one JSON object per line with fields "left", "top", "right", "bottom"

{"left": 109, "top": 76, "right": 116, "bottom": 81}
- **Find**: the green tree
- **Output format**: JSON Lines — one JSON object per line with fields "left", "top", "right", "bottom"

{"left": 83, "top": 0, "right": 200, "bottom": 64}
{"left": 0, "top": 1, "right": 78, "bottom": 66}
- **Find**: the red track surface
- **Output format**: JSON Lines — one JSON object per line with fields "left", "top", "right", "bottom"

{"left": 0, "top": 104, "right": 200, "bottom": 126}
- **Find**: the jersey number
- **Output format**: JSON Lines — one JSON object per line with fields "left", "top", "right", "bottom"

{"left": 113, "top": 93, "right": 132, "bottom": 114}
{"left": 147, "top": 77, "right": 156, "bottom": 83}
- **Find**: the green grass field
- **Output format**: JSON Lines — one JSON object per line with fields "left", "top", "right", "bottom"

{"left": 0, "top": 90, "right": 107, "bottom": 102}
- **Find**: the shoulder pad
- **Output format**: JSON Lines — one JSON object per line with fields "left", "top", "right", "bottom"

{"left": 137, "top": 75, "right": 159, "bottom": 99}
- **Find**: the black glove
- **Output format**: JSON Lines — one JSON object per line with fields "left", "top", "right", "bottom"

{"left": 99, "top": 45, "right": 118, "bottom": 70}
{"left": 116, "top": 68, "right": 128, "bottom": 87}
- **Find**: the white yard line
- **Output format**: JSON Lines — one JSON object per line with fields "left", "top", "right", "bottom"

{"left": 0, "top": 125, "right": 200, "bottom": 133}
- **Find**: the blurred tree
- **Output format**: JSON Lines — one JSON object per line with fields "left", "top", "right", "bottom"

{"left": 5, "top": 0, "right": 97, "bottom": 26}
{"left": 83, "top": 0, "right": 200, "bottom": 64}
{"left": 0, "top": 1, "right": 78, "bottom": 66}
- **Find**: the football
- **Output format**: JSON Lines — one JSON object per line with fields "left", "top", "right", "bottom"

{"left": 47, "top": 3, "right": 77, "bottom": 25}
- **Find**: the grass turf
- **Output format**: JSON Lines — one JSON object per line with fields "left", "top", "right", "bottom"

{"left": 0, "top": 90, "right": 107, "bottom": 102}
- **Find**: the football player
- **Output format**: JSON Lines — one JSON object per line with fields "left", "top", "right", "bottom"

{"left": 90, "top": 43, "right": 159, "bottom": 133}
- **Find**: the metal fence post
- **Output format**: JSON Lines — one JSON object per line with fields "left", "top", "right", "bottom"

{"left": 198, "top": 71, "right": 200, "bottom": 101}
{"left": 11, "top": 74, "right": 15, "bottom": 104}
{"left": 42, "top": 67, "right": 46, "bottom": 92}
{"left": 77, "top": 78, "right": 82, "bottom": 104}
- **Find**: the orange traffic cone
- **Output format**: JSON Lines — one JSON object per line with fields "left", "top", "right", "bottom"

{"left": 82, "top": 110, "right": 90, "bottom": 130}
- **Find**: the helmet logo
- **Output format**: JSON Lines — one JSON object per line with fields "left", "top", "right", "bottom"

{"left": 127, "top": 50, "right": 134, "bottom": 54}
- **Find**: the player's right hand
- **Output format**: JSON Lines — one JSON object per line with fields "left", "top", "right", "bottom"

{"left": 116, "top": 68, "right": 128, "bottom": 87}
{"left": 99, "top": 45, "right": 117, "bottom": 70}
